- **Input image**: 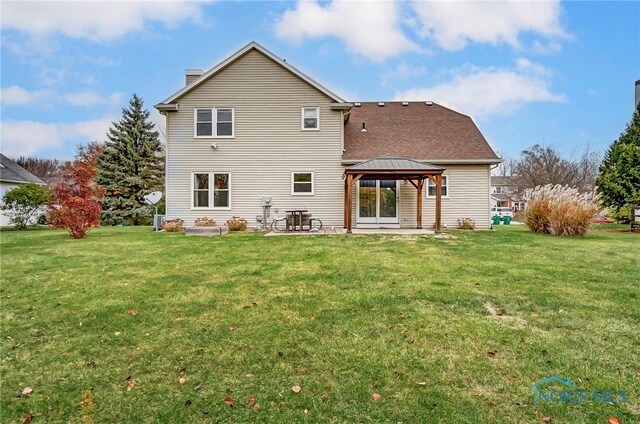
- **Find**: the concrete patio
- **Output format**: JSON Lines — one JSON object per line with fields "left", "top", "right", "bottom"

{"left": 265, "top": 227, "right": 436, "bottom": 236}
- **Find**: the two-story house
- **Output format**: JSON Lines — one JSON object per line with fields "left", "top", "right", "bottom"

{"left": 155, "top": 42, "right": 500, "bottom": 232}
{"left": 491, "top": 176, "right": 526, "bottom": 211}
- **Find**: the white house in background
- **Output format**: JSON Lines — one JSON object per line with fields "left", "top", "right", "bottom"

{"left": 490, "top": 176, "right": 526, "bottom": 211}
{"left": 0, "top": 153, "right": 46, "bottom": 227}
{"left": 155, "top": 42, "right": 501, "bottom": 231}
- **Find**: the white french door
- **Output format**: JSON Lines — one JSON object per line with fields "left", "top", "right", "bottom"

{"left": 356, "top": 180, "right": 400, "bottom": 224}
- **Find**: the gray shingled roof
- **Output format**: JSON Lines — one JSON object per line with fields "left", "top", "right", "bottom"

{"left": 347, "top": 155, "right": 445, "bottom": 172}
{"left": 0, "top": 154, "right": 45, "bottom": 184}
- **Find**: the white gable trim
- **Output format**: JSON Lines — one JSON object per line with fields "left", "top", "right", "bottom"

{"left": 158, "top": 41, "right": 346, "bottom": 105}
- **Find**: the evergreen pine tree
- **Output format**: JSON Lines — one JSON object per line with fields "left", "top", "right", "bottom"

{"left": 596, "top": 102, "right": 640, "bottom": 218}
{"left": 96, "top": 94, "right": 164, "bottom": 225}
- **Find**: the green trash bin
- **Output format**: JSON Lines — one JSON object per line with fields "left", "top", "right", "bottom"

{"left": 503, "top": 215, "right": 511, "bottom": 225}
{"left": 492, "top": 215, "right": 501, "bottom": 225}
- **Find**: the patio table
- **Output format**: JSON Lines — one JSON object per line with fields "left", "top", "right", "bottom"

{"left": 285, "top": 209, "right": 308, "bottom": 232}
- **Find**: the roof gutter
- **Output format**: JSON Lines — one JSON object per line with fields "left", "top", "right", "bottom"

{"left": 330, "top": 102, "right": 353, "bottom": 111}
{"left": 341, "top": 158, "right": 503, "bottom": 165}
{"left": 154, "top": 103, "right": 179, "bottom": 113}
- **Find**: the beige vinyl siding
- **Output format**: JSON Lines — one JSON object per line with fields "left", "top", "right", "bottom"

{"left": 399, "top": 164, "right": 492, "bottom": 229}
{"left": 165, "top": 49, "right": 344, "bottom": 227}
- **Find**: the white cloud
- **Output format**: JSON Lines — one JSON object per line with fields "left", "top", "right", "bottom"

{"left": 394, "top": 59, "right": 565, "bottom": 120}
{"left": 275, "top": 0, "right": 420, "bottom": 62}
{"left": 0, "top": 86, "right": 51, "bottom": 106}
{"left": 64, "top": 91, "right": 124, "bottom": 107}
{"left": 412, "top": 0, "right": 568, "bottom": 51}
{"left": 0, "top": 116, "right": 116, "bottom": 157}
{"left": 1, "top": 0, "right": 211, "bottom": 42}
{"left": 382, "top": 62, "right": 427, "bottom": 86}
{"left": 1, "top": 86, "right": 124, "bottom": 108}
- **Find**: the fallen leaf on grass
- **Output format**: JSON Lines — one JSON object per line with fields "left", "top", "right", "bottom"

{"left": 22, "top": 412, "right": 33, "bottom": 424}
{"left": 372, "top": 393, "right": 381, "bottom": 401}
{"left": 416, "top": 381, "right": 427, "bottom": 386}
{"left": 291, "top": 386, "right": 301, "bottom": 394}
{"left": 224, "top": 397, "right": 234, "bottom": 407}
{"left": 124, "top": 375, "right": 132, "bottom": 382}
{"left": 541, "top": 349, "right": 549, "bottom": 356}
{"left": 609, "top": 418, "right": 619, "bottom": 424}
{"left": 542, "top": 417, "right": 552, "bottom": 423}
{"left": 127, "top": 383, "right": 134, "bottom": 391}
{"left": 126, "top": 310, "right": 138, "bottom": 316}
{"left": 471, "top": 391, "right": 481, "bottom": 398}
{"left": 247, "top": 396, "right": 255, "bottom": 406}
{"left": 185, "top": 399, "right": 192, "bottom": 406}
{"left": 22, "top": 387, "right": 32, "bottom": 395}
{"left": 179, "top": 368, "right": 186, "bottom": 374}
{"left": 486, "top": 351, "right": 496, "bottom": 357}
{"left": 304, "top": 408, "right": 309, "bottom": 415}
{"left": 194, "top": 383, "right": 203, "bottom": 391}
{"left": 228, "top": 326, "right": 237, "bottom": 331}
{"left": 253, "top": 403, "right": 260, "bottom": 411}
{"left": 179, "top": 378, "right": 187, "bottom": 384}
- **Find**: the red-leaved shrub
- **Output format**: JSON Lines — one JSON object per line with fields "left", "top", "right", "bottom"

{"left": 49, "top": 143, "right": 105, "bottom": 239}
{"left": 523, "top": 184, "right": 599, "bottom": 237}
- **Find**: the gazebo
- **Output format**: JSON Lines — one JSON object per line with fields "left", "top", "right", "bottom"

{"left": 343, "top": 155, "right": 445, "bottom": 233}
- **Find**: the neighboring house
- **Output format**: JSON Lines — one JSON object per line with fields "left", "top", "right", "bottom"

{"left": 0, "top": 153, "right": 46, "bottom": 227}
{"left": 155, "top": 42, "right": 500, "bottom": 231}
{"left": 491, "top": 176, "right": 526, "bottom": 211}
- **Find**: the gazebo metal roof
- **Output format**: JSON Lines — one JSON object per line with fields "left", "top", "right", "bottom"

{"left": 346, "top": 155, "right": 445, "bottom": 172}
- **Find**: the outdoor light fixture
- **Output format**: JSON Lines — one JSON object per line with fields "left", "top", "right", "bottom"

{"left": 210, "top": 143, "right": 218, "bottom": 149}
{"left": 361, "top": 123, "right": 367, "bottom": 132}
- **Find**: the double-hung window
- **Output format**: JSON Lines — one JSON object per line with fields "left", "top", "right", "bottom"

{"left": 194, "top": 107, "right": 234, "bottom": 138}
{"left": 426, "top": 175, "right": 449, "bottom": 197}
{"left": 192, "top": 172, "right": 231, "bottom": 208}
{"left": 301, "top": 107, "right": 319, "bottom": 130}
{"left": 291, "top": 172, "right": 314, "bottom": 195}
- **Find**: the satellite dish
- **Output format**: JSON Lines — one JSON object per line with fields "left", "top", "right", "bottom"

{"left": 144, "top": 191, "right": 163, "bottom": 205}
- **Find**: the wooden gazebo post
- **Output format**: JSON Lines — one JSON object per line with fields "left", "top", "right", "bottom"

{"left": 435, "top": 174, "right": 442, "bottom": 233}
{"left": 416, "top": 178, "right": 424, "bottom": 229}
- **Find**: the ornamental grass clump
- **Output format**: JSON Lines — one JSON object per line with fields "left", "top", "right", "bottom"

{"left": 226, "top": 216, "right": 247, "bottom": 231}
{"left": 195, "top": 217, "right": 216, "bottom": 227}
{"left": 162, "top": 218, "right": 184, "bottom": 232}
{"left": 523, "top": 184, "right": 599, "bottom": 237}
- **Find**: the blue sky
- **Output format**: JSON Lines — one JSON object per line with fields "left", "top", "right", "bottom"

{"left": 1, "top": 0, "right": 638, "bottom": 160}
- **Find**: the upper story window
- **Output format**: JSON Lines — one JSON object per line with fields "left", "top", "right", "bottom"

{"left": 426, "top": 175, "right": 449, "bottom": 197}
{"left": 495, "top": 186, "right": 502, "bottom": 194}
{"left": 194, "top": 107, "right": 234, "bottom": 138}
{"left": 291, "top": 171, "right": 314, "bottom": 195}
{"left": 301, "top": 107, "right": 319, "bottom": 130}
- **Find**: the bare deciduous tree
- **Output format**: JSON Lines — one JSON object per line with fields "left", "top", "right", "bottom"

{"left": 512, "top": 144, "right": 600, "bottom": 193}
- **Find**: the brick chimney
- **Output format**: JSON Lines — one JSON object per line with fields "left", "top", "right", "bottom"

{"left": 185, "top": 69, "right": 204, "bottom": 86}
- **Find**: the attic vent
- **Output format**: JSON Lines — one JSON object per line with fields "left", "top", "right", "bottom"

{"left": 401, "top": 101, "right": 409, "bottom": 106}
{"left": 425, "top": 101, "right": 434, "bottom": 106}
{"left": 354, "top": 102, "right": 361, "bottom": 107}
{"left": 378, "top": 102, "right": 385, "bottom": 107}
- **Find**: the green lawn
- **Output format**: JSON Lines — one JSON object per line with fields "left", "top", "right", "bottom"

{"left": 1, "top": 226, "right": 638, "bottom": 423}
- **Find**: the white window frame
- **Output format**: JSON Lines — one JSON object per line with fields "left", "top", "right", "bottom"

{"left": 193, "top": 107, "right": 235, "bottom": 139}
{"left": 426, "top": 175, "right": 449, "bottom": 198}
{"left": 190, "top": 171, "right": 232, "bottom": 210}
{"left": 291, "top": 171, "right": 314, "bottom": 196}
{"left": 301, "top": 107, "right": 320, "bottom": 131}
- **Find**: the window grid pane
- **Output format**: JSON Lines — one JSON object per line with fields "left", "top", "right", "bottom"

{"left": 427, "top": 176, "right": 447, "bottom": 196}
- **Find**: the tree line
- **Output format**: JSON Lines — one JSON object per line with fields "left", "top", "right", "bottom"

{"left": 4, "top": 97, "right": 639, "bottom": 236}
{"left": 3, "top": 94, "right": 164, "bottom": 236}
